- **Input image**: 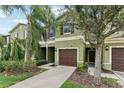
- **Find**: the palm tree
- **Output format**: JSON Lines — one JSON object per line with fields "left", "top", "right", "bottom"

{"left": 0, "top": 35, "right": 5, "bottom": 60}
{"left": 0, "top": 5, "right": 56, "bottom": 62}
{"left": 31, "top": 6, "right": 56, "bottom": 62}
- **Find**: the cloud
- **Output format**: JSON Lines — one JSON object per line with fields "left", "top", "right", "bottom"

{"left": 52, "top": 6, "right": 66, "bottom": 17}
{"left": 0, "top": 10, "right": 7, "bottom": 18}
{"left": 11, "top": 19, "right": 27, "bottom": 24}
{"left": 52, "top": 6, "right": 62, "bottom": 17}
{"left": 0, "top": 27, "right": 10, "bottom": 35}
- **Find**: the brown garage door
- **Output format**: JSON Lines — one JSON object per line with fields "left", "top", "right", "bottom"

{"left": 59, "top": 49, "right": 77, "bottom": 66}
{"left": 112, "top": 48, "right": 124, "bottom": 71}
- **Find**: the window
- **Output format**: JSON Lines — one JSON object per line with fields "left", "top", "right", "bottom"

{"left": 14, "top": 32, "right": 18, "bottom": 38}
{"left": 23, "top": 31, "right": 27, "bottom": 39}
{"left": 24, "top": 30, "right": 27, "bottom": 39}
{"left": 63, "top": 23, "right": 74, "bottom": 34}
{"left": 48, "top": 27, "right": 54, "bottom": 38}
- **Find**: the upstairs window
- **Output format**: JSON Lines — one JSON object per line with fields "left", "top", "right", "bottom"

{"left": 61, "top": 23, "right": 74, "bottom": 35}
{"left": 14, "top": 32, "right": 18, "bottom": 38}
{"left": 23, "top": 30, "right": 27, "bottom": 39}
{"left": 48, "top": 27, "right": 55, "bottom": 38}
{"left": 61, "top": 17, "right": 74, "bottom": 35}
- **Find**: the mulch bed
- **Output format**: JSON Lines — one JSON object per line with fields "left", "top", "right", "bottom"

{"left": 68, "top": 70, "right": 122, "bottom": 88}
{"left": 0, "top": 67, "right": 41, "bottom": 76}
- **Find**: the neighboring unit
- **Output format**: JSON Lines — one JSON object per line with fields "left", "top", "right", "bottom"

{"left": 9, "top": 23, "right": 28, "bottom": 40}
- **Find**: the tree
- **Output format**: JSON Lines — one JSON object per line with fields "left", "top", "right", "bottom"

{"left": 11, "top": 39, "right": 25, "bottom": 61}
{"left": 67, "top": 5, "right": 124, "bottom": 84}
{"left": 0, "top": 35, "right": 5, "bottom": 48}
{"left": 0, "top": 35, "right": 5, "bottom": 60}
{"left": 0, "top": 5, "right": 56, "bottom": 62}
{"left": 26, "top": 6, "right": 56, "bottom": 62}
{"left": 0, "top": 5, "right": 28, "bottom": 61}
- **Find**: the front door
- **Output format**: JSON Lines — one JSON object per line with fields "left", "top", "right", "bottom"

{"left": 88, "top": 50, "right": 95, "bottom": 66}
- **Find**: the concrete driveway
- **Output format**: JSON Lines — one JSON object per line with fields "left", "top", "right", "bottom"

{"left": 113, "top": 71, "right": 124, "bottom": 87}
{"left": 9, "top": 66, "right": 76, "bottom": 88}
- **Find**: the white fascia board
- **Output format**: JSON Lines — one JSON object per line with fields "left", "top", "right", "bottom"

{"left": 55, "top": 35, "right": 85, "bottom": 42}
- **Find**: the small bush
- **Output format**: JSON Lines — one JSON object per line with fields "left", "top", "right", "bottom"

{"left": 0, "top": 61, "right": 38, "bottom": 74}
{"left": 35, "top": 59, "right": 47, "bottom": 66}
{"left": 22, "top": 61, "right": 38, "bottom": 72}
{"left": 1, "top": 61, "right": 23, "bottom": 73}
{"left": 0, "top": 62, "right": 4, "bottom": 72}
{"left": 77, "top": 63, "right": 87, "bottom": 72}
{"left": 1, "top": 44, "right": 11, "bottom": 60}
{"left": 102, "top": 77, "right": 117, "bottom": 86}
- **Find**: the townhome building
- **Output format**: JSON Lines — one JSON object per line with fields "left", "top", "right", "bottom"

{"left": 8, "top": 12, "right": 124, "bottom": 72}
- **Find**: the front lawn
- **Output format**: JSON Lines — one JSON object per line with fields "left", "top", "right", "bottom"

{"left": 61, "top": 70, "right": 122, "bottom": 88}
{"left": 61, "top": 80, "right": 85, "bottom": 88}
{"left": 0, "top": 73, "right": 32, "bottom": 88}
{"left": 0, "top": 68, "right": 48, "bottom": 88}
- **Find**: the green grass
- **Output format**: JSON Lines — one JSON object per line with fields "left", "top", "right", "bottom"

{"left": 39, "top": 68, "right": 48, "bottom": 72}
{"left": 0, "top": 68, "right": 48, "bottom": 88}
{"left": 102, "top": 77, "right": 118, "bottom": 85}
{"left": 0, "top": 73, "right": 33, "bottom": 88}
{"left": 61, "top": 80, "right": 85, "bottom": 88}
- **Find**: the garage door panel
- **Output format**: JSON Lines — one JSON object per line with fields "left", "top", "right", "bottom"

{"left": 59, "top": 49, "right": 77, "bottom": 66}
{"left": 112, "top": 48, "right": 124, "bottom": 71}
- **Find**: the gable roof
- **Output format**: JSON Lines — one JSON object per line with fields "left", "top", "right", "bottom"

{"left": 9, "top": 23, "right": 27, "bottom": 33}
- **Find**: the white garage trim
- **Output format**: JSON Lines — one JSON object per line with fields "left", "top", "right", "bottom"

{"left": 57, "top": 47, "right": 79, "bottom": 66}
{"left": 109, "top": 46, "right": 124, "bottom": 65}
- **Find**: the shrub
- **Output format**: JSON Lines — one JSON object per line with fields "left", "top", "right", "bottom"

{"left": 1, "top": 44, "right": 11, "bottom": 60}
{"left": 11, "top": 39, "right": 25, "bottom": 61}
{"left": 22, "top": 61, "right": 38, "bottom": 72}
{"left": 77, "top": 63, "right": 87, "bottom": 72}
{"left": 0, "top": 61, "right": 38, "bottom": 74}
{"left": 0, "top": 62, "right": 4, "bottom": 72}
{"left": 1, "top": 61, "right": 23, "bottom": 73}
{"left": 35, "top": 59, "right": 47, "bottom": 66}
{"left": 102, "top": 77, "right": 118, "bottom": 86}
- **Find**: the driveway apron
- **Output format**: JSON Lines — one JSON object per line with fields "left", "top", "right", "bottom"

{"left": 113, "top": 71, "right": 124, "bottom": 87}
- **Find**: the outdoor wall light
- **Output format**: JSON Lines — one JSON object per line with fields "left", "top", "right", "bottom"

{"left": 105, "top": 45, "right": 109, "bottom": 51}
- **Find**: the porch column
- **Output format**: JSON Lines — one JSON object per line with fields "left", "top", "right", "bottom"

{"left": 46, "top": 42, "right": 48, "bottom": 63}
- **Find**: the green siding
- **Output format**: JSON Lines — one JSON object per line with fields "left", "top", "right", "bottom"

{"left": 56, "top": 14, "right": 83, "bottom": 38}
{"left": 55, "top": 39, "right": 85, "bottom": 65}
{"left": 55, "top": 26, "right": 83, "bottom": 38}
{"left": 103, "top": 43, "right": 124, "bottom": 70}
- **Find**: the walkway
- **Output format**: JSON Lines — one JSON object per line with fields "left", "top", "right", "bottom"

{"left": 9, "top": 66, "right": 76, "bottom": 88}
{"left": 113, "top": 71, "right": 124, "bottom": 87}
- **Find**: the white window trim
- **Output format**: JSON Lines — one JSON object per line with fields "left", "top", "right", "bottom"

{"left": 24, "top": 30, "right": 27, "bottom": 39}
{"left": 63, "top": 32, "right": 71, "bottom": 35}
{"left": 109, "top": 46, "right": 124, "bottom": 65}
{"left": 14, "top": 32, "right": 18, "bottom": 38}
{"left": 49, "top": 36, "right": 55, "bottom": 39}
{"left": 57, "top": 47, "right": 79, "bottom": 66}
{"left": 63, "top": 24, "right": 72, "bottom": 35}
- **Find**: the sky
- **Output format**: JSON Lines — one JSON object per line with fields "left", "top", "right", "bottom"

{"left": 0, "top": 6, "right": 63, "bottom": 35}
